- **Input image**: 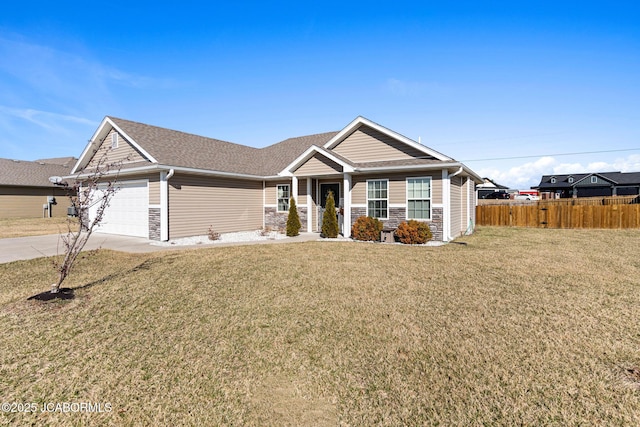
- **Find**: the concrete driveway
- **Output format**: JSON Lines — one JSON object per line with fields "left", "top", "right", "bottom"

{"left": 0, "top": 233, "right": 166, "bottom": 264}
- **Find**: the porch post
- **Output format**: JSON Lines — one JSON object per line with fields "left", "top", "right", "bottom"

{"left": 307, "top": 178, "right": 313, "bottom": 233}
{"left": 292, "top": 176, "right": 298, "bottom": 202}
{"left": 442, "top": 169, "right": 450, "bottom": 242}
{"left": 343, "top": 173, "right": 352, "bottom": 238}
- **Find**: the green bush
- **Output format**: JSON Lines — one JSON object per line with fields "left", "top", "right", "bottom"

{"left": 321, "top": 191, "right": 339, "bottom": 238}
{"left": 395, "top": 220, "right": 432, "bottom": 244}
{"left": 351, "top": 216, "right": 384, "bottom": 241}
{"left": 286, "top": 197, "right": 301, "bottom": 237}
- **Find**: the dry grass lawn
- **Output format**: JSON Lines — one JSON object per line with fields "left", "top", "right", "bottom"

{"left": 1, "top": 226, "right": 640, "bottom": 425}
{"left": 0, "top": 217, "right": 77, "bottom": 239}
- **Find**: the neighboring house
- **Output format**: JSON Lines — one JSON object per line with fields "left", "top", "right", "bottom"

{"left": 535, "top": 172, "right": 640, "bottom": 199}
{"left": 476, "top": 177, "right": 510, "bottom": 199}
{"left": 70, "top": 116, "right": 482, "bottom": 242}
{"left": 0, "top": 157, "right": 76, "bottom": 219}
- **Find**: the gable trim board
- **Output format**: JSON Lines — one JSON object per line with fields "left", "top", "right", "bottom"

{"left": 71, "top": 116, "right": 482, "bottom": 242}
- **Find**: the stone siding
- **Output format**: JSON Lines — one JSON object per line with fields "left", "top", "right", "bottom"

{"left": 350, "top": 206, "right": 445, "bottom": 241}
{"left": 148, "top": 207, "right": 160, "bottom": 241}
{"left": 265, "top": 207, "right": 307, "bottom": 231}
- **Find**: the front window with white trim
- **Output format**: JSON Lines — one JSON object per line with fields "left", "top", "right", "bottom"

{"left": 407, "top": 177, "right": 431, "bottom": 220}
{"left": 277, "top": 184, "right": 290, "bottom": 212}
{"left": 111, "top": 133, "right": 118, "bottom": 149}
{"left": 367, "top": 179, "right": 388, "bottom": 219}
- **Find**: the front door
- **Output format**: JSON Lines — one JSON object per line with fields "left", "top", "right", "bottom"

{"left": 320, "top": 183, "right": 340, "bottom": 208}
{"left": 319, "top": 183, "right": 341, "bottom": 233}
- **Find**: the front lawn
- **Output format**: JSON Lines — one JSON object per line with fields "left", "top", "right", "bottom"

{"left": 1, "top": 227, "right": 640, "bottom": 425}
{"left": 0, "top": 217, "right": 77, "bottom": 239}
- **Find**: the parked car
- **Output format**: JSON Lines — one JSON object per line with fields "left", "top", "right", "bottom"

{"left": 515, "top": 194, "right": 540, "bottom": 201}
{"left": 483, "top": 191, "right": 510, "bottom": 199}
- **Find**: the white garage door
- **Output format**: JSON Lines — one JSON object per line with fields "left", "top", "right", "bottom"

{"left": 89, "top": 180, "right": 149, "bottom": 238}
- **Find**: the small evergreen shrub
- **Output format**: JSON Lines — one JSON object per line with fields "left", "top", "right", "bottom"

{"left": 395, "top": 220, "right": 432, "bottom": 244}
{"left": 321, "top": 191, "right": 339, "bottom": 238}
{"left": 351, "top": 216, "right": 384, "bottom": 241}
{"left": 286, "top": 197, "right": 301, "bottom": 236}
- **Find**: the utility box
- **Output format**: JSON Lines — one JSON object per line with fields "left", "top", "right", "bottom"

{"left": 381, "top": 228, "right": 395, "bottom": 243}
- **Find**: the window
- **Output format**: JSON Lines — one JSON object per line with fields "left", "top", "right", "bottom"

{"left": 407, "top": 177, "right": 431, "bottom": 220}
{"left": 277, "top": 184, "right": 290, "bottom": 212}
{"left": 367, "top": 179, "right": 388, "bottom": 219}
{"left": 550, "top": 177, "right": 556, "bottom": 184}
{"left": 591, "top": 176, "right": 597, "bottom": 184}
{"left": 568, "top": 177, "right": 574, "bottom": 183}
{"left": 111, "top": 133, "right": 118, "bottom": 149}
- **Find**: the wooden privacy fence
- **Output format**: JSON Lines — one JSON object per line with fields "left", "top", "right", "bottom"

{"left": 476, "top": 196, "right": 640, "bottom": 229}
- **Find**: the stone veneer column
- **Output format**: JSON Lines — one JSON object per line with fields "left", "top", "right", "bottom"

{"left": 148, "top": 208, "right": 161, "bottom": 241}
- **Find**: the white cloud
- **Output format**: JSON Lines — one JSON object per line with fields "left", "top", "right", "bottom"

{"left": 0, "top": 106, "right": 96, "bottom": 133}
{"left": 476, "top": 154, "right": 640, "bottom": 189}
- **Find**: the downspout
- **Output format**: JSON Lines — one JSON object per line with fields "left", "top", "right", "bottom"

{"left": 450, "top": 166, "right": 464, "bottom": 178}
{"left": 160, "top": 169, "right": 174, "bottom": 241}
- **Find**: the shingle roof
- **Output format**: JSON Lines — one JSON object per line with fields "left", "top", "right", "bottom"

{"left": 536, "top": 172, "right": 640, "bottom": 189}
{"left": 355, "top": 158, "right": 448, "bottom": 169}
{"left": 103, "top": 117, "right": 458, "bottom": 177}
{"left": 110, "top": 117, "right": 263, "bottom": 175}
{"left": 259, "top": 132, "right": 339, "bottom": 175}
{"left": 0, "top": 158, "right": 75, "bottom": 187}
{"left": 34, "top": 157, "right": 77, "bottom": 167}
{"left": 110, "top": 117, "right": 339, "bottom": 176}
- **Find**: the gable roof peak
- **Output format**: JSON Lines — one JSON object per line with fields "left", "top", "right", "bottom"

{"left": 323, "top": 116, "right": 453, "bottom": 162}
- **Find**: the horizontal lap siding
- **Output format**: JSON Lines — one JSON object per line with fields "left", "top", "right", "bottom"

{"left": 294, "top": 154, "right": 342, "bottom": 175}
{"left": 265, "top": 180, "right": 291, "bottom": 206}
{"left": 149, "top": 175, "right": 160, "bottom": 205}
{"left": 333, "top": 126, "right": 429, "bottom": 162}
{"left": 450, "top": 176, "right": 462, "bottom": 237}
{"left": 87, "top": 129, "right": 147, "bottom": 167}
{"left": 0, "top": 187, "right": 70, "bottom": 218}
{"left": 169, "top": 175, "right": 262, "bottom": 237}
{"left": 351, "top": 173, "right": 442, "bottom": 205}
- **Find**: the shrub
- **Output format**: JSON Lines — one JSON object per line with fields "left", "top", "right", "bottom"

{"left": 321, "top": 191, "right": 339, "bottom": 238}
{"left": 395, "top": 220, "right": 432, "bottom": 244}
{"left": 351, "top": 216, "right": 383, "bottom": 241}
{"left": 286, "top": 197, "right": 301, "bottom": 236}
{"left": 207, "top": 225, "right": 220, "bottom": 241}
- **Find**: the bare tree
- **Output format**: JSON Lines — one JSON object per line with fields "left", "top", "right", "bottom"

{"left": 50, "top": 151, "right": 126, "bottom": 294}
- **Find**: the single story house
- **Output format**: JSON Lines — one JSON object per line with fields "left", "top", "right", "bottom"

{"left": 534, "top": 172, "right": 640, "bottom": 198}
{"left": 0, "top": 157, "right": 76, "bottom": 218}
{"left": 70, "top": 116, "right": 482, "bottom": 241}
{"left": 476, "top": 177, "right": 510, "bottom": 199}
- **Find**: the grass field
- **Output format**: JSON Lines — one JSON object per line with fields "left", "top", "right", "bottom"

{"left": 0, "top": 217, "right": 77, "bottom": 239}
{"left": 1, "top": 227, "right": 640, "bottom": 425}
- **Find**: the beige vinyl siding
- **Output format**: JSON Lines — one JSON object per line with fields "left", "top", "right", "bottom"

{"left": 87, "top": 129, "right": 147, "bottom": 167}
{"left": 0, "top": 186, "right": 69, "bottom": 218}
{"left": 298, "top": 181, "right": 308, "bottom": 198}
{"left": 351, "top": 172, "right": 442, "bottom": 205}
{"left": 450, "top": 176, "right": 462, "bottom": 237}
{"left": 333, "top": 125, "right": 430, "bottom": 163}
{"left": 149, "top": 175, "right": 160, "bottom": 205}
{"left": 294, "top": 153, "right": 343, "bottom": 176}
{"left": 169, "top": 174, "right": 262, "bottom": 237}
{"left": 264, "top": 180, "right": 291, "bottom": 205}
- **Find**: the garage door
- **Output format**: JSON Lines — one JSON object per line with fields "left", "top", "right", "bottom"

{"left": 89, "top": 180, "right": 149, "bottom": 238}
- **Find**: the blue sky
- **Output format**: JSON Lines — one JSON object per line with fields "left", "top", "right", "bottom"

{"left": 1, "top": 1, "right": 639, "bottom": 188}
